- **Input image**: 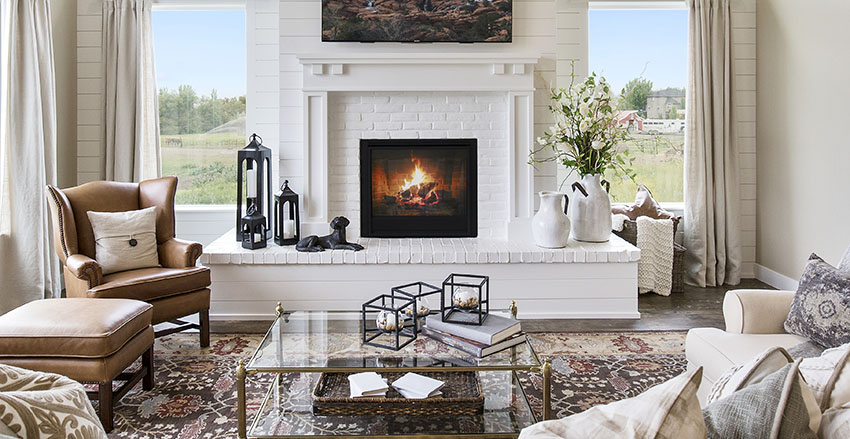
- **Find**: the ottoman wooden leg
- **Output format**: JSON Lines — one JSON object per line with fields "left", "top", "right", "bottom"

{"left": 142, "top": 346, "right": 154, "bottom": 391}
{"left": 98, "top": 381, "right": 114, "bottom": 432}
{"left": 200, "top": 309, "right": 210, "bottom": 348}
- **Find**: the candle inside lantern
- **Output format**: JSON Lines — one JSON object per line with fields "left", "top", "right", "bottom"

{"left": 246, "top": 169, "right": 257, "bottom": 198}
{"left": 283, "top": 219, "right": 295, "bottom": 239}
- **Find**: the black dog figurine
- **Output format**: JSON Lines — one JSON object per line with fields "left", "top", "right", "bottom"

{"left": 296, "top": 216, "right": 364, "bottom": 252}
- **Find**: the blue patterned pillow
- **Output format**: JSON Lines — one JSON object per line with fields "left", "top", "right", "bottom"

{"left": 784, "top": 254, "right": 850, "bottom": 348}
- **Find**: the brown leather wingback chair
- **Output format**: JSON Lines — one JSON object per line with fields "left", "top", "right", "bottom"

{"left": 45, "top": 176, "right": 210, "bottom": 347}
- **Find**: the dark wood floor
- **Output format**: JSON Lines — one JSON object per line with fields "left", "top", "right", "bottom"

{"left": 210, "top": 279, "right": 773, "bottom": 334}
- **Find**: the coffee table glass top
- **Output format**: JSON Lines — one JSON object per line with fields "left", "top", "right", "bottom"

{"left": 250, "top": 370, "right": 536, "bottom": 438}
{"left": 247, "top": 311, "right": 540, "bottom": 371}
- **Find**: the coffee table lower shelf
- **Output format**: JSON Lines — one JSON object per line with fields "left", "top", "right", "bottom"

{"left": 242, "top": 370, "right": 541, "bottom": 438}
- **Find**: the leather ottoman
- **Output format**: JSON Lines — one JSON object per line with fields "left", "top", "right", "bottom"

{"left": 0, "top": 298, "right": 155, "bottom": 432}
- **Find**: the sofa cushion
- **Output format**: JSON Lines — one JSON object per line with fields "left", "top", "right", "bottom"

{"left": 703, "top": 362, "right": 820, "bottom": 439}
{"left": 686, "top": 327, "right": 808, "bottom": 386}
{"left": 784, "top": 254, "right": 850, "bottom": 348}
{"left": 0, "top": 298, "right": 151, "bottom": 359}
{"left": 518, "top": 367, "right": 705, "bottom": 439}
{"left": 821, "top": 402, "right": 850, "bottom": 439}
{"left": 87, "top": 266, "right": 210, "bottom": 301}
{"left": 707, "top": 346, "right": 793, "bottom": 404}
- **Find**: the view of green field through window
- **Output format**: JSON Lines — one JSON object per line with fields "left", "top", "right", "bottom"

{"left": 590, "top": 7, "right": 688, "bottom": 203}
{"left": 153, "top": 9, "right": 246, "bottom": 205}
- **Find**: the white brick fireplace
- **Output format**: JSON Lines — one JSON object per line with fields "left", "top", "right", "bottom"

{"left": 202, "top": 52, "right": 641, "bottom": 321}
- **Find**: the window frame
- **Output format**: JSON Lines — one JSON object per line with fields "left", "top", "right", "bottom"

{"left": 152, "top": 0, "right": 248, "bottom": 211}
{"left": 589, "top": 0, "right": 687, "bottom": 208}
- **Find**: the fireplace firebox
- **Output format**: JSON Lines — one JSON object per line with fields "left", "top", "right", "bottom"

{"left": 360, "top": 139, "right": 477, "bottom": 238}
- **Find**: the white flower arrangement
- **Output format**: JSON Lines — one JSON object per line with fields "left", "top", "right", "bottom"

{"left": 532, "top": 68, "right": 635, "bottom": 180}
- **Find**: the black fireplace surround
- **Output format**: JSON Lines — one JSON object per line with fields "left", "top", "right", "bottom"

{"left": 360, "top": 139, "right": 477, "bottom": 238}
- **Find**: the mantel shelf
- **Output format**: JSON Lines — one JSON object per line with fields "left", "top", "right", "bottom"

{"left": 296, "top": 52, "right": 541, "bottom": 66}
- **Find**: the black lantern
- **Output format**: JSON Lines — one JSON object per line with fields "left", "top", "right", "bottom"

{"left": 240, "top": 205, "right": 268, "bottom": 250}
{"left": 274, "top": 180, "right": 300, "bottom": 246}
{"left": 441, "top": 273, "right": 490, "bottom": 326}
{"left": 236, "top": 133, "right": 272, "bottom": 242}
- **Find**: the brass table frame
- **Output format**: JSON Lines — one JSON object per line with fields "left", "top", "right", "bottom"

{"left": 236, "top": 303, "right": 552, "bottom": 439}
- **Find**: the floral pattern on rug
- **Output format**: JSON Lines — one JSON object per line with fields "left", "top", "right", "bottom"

{"left": 105, "top": 331, "right": 686, "bottom": 438}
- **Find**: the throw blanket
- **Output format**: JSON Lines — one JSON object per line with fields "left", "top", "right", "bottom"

{"left": 0, "top": 364, "right": 107, "bottom": 439}
{"left": 637, "top": 217, "right": 674, "bottom": 296}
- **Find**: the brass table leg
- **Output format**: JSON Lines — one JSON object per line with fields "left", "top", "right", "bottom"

{"left": 542, "top": 358, "right": 552, "bottom": 420}
{"left": 237, "top": 360, "right": 247, "bottom": 439}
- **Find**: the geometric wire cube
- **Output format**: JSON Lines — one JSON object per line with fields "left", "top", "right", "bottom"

{"left": 441, "top": 273, "right": 490, "bottom": 326}
{"left": 362, "top": 294, "right": 417, "bottom": 351}
{"left": 390, "top": 281, "right": 442, "bottom": 328}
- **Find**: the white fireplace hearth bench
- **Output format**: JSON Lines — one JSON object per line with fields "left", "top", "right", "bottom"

{"left": 200, "top": 233, "right": 640, "bottom": 320}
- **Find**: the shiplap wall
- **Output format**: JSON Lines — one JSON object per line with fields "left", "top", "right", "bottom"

{"left": 75, "top": 0, "right": 756, "bottom": 274}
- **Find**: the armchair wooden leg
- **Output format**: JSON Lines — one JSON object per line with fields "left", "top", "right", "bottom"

{"left": 200, "top": 309, "right": 210, "bottom": 348}
{"left": 142, "top": 346, "right": 154, "bottom": 391}
{"left": 98, "top": 381, "right": 114, "bottom": 432}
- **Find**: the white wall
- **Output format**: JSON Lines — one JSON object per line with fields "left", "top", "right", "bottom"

{"left": 755, "top": 0, "right": 850, "bottom": 280}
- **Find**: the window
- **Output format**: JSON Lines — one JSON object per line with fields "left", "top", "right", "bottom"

{"left": 589, "top": 2, "right": 687, "bottom": 203}
{"left": 152, "top": 6, "right": 246, "bottom": 205}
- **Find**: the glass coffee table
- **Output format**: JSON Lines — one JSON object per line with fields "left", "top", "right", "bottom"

{"left": 236, "top": 304, "right": 552, "bottom": 438}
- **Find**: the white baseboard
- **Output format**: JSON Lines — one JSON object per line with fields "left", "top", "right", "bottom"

{"left": 754, "top": 263, "right": 799, "bottom": 291}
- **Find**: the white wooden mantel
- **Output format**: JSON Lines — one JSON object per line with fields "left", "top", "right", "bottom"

{"left": 295, "top": 52, "right": 540, "bottom": 238}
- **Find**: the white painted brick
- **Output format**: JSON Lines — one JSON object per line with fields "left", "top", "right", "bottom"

{"left": 403, "top": 121, "right": 433, "bottom": 130}
{"left": 389, "top": 95, "right": 419, "bottom": 104}
{"left": 375, "top": 122, "right": 403, "bottom": 130}
{"left": 404, "top": 103, "right": 433, "bottom": 112}
{"left": 447, "top": 113, "right": 475, "bottom": 121}
{"left": 346, "top": 104, "right": 375, "bottom": 113}
{"left": 434, "top": 104, "right": 461, "bottom": 112}
{"left": 390, "top": 113, "right": 418, "bottom": 121}
{"left": 376, "top": 104, "right": 404, "bottom": 113}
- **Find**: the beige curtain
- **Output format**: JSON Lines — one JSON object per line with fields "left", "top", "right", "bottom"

{"left": 0, "top": 0, "right": 61, "bottom": 314}
{"left": 684, "top": 0, "right": 741, "bottom": 287}
{"left": 102, "top": 0, "right": 160, "bottom": 182}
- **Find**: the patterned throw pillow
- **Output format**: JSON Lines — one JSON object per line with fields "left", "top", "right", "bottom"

{"left": 703, "top": 362, "right": 821, "bottom": 439}
{"left": 840, "top": 245, "right": 850, "bottom": 272}
{"left": 518, "top": 368, "right": 705, "bottom": 439}
{"left": 784, "top": 254, "right": 850, "bottom": 348}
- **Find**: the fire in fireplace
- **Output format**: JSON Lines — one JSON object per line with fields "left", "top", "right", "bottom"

{"left": 360, "top": 139, "right": 477, "bottom": 238}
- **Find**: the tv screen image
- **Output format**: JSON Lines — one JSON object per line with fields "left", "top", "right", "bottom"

{"left": 322, "top": 0, "right": 512, "bottom": 43}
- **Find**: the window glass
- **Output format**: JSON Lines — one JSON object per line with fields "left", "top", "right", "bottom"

{"left": 153, "top": 9, "right": 246, "bottom": 205}
{"left": 589, "top": 6, "right": 687, "bottom": 203}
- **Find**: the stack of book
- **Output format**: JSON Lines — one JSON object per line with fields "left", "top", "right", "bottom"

{"left": 423, "top": 314, "right": 525, "bottom": 358}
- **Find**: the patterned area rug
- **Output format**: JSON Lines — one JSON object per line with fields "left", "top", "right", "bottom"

{"left": 106, "top": 331, "right": 686, "bottom": 438}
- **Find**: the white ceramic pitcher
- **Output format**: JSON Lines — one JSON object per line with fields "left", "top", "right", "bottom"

{"left": 532, "top": 191, "right": 571, "bottom": 248}
{"left": 570, "top": 174, "right": 612, "bottom": 242}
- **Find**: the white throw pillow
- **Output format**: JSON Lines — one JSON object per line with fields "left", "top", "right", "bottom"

{"left": 518, "top": 368, "right": 705, "bottom": 439}
{"left": 87, "top": 207, "right": 160, "bottom": 275}
{"left": 821, "top": 402, "right": 850, "bottom": 439}
{"left": 799, "top": 342, "right": 850, "bottom": 411}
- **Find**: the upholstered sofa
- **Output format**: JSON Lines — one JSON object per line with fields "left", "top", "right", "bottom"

{"left": 686, "top": 289, "right": 808, "bottom": 405}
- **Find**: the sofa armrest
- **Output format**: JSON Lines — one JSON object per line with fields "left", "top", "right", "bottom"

{"left": 723, "top": 289, "right": 797, "bottom": 334}
{"left": 64, "top": 254, "right": 103, "bottom": 288}
{"left": 158, "top": 238, "right": 203, "bottom": 268}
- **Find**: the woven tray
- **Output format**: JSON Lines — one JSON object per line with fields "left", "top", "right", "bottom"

{"left": 312, "top": 371, "right": 484, "bottom": 416}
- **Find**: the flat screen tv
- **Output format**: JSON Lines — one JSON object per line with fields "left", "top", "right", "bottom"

{"left": 322, "top": 0, "right": 512, "bottom": 43}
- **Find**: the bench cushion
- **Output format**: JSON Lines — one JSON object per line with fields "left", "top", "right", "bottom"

{"left": 0, "top": 298, "right": 152, "bottom": 359}
{"left": 87, "top": 266, "right": 210, "bottom": 301}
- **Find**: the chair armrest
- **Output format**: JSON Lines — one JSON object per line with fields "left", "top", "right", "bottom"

{"left": 723, "top": 289, "right": 797, "bottom": 334}
{"left": 64, "top": 254, "right": 103, "bottom": 288}
{"left": 158, "top": 238, "right": 203, "bottom": 268}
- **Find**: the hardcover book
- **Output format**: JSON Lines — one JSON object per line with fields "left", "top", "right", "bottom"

{"left": 425, "top": 313, "right": 520, "bottom": 345}
{"left": 423, "top": 327, "right": 527, "bottom": 358}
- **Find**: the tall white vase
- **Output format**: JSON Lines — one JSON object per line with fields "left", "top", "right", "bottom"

{"left": 532, "top": 191, "right": 571, "bottom": 248}
{"left": 570, "top": 174, "right": 612, "bottom": 242}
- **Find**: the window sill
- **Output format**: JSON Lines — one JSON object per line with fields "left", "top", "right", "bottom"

{"left": 175, "top": 204, "right": 234, "bottom": 213}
